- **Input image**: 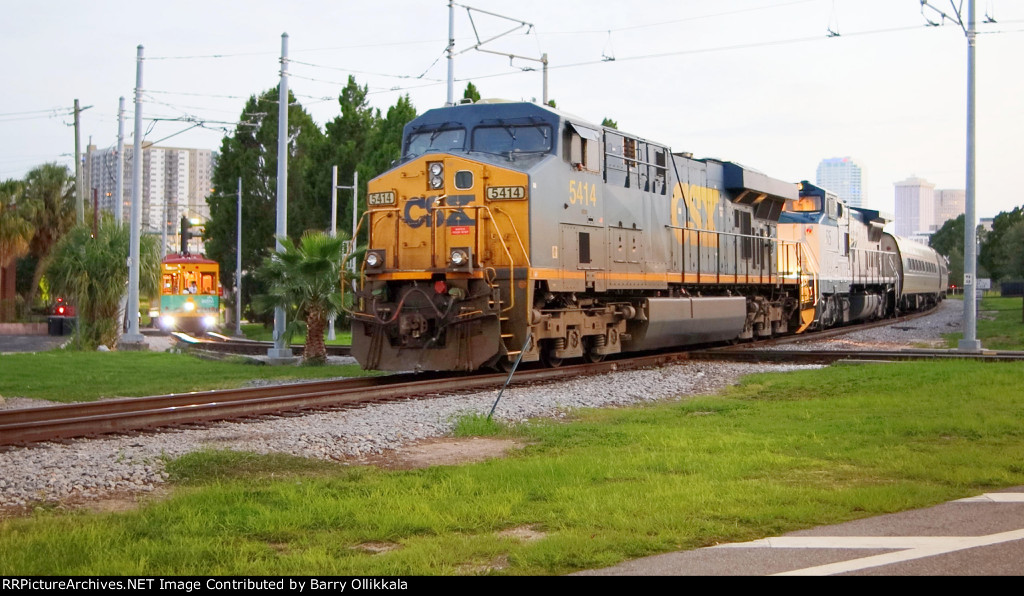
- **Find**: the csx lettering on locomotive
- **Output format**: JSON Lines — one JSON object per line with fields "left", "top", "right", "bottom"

{"left": 402, "top": 194, "right": 475, "bottom": 228}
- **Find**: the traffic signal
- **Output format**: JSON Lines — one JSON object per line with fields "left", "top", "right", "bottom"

{"left": 180, "top": 216, "right": 191, "bottom": 255}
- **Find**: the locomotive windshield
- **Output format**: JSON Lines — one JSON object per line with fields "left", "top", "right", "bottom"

{"left": 405, "top": 127, "right": 466, "bottom": 158}
{"left": 472, "top": 124, "right": 552, "bottom": 157}
{"left": 785, "top": 196, "right": 823, "bottom": 212}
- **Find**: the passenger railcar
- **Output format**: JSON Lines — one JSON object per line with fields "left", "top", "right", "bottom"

{"left": 158, "top": 253, "right": 220, "bottom": 333}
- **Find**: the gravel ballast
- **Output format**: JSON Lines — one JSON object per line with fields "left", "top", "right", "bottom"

{"left": 0, "top": 300, "right": 964, "bottom": 513}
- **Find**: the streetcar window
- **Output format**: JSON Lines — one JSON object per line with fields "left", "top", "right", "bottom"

{"left": 785, "top": 196, "right": 822, "bottom": 212}
{"left": 472, "top": 124, "right": 552, "bottom": 156}
{"left": 201, "top": 273, "right": 216, "bottom": 294}
{"left": 405, "top": 128, "right": 466, "bottom": 158}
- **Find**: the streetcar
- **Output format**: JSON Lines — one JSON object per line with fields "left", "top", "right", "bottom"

{"left": 158, "top": 253, "right": 220, "bottom": 333}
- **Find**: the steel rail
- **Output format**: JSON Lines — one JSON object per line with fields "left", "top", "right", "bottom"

{"left": 2, "top": 304, "right": 971, "bottom": 448}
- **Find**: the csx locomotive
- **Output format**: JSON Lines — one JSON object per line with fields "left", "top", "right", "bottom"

{"left": 350, "top": 100, "right": 946, "bottom": 371}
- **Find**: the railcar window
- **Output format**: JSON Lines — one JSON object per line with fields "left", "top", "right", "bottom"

{"left": 472, "top": 124, "right": 552, "bottom": 156}
{"left": 785, "top": 196, "right": 822, "bottom": 212}
{"left": 405, "top": 128, "right": 466, "bottom": 158}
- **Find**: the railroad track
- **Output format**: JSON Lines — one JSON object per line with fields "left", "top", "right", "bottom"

{"left": 172, "top": 332, "right": 352, "bottom": 357}
{"left": 9, "top": 305, "right": 1017, "bottom": 448}
{"left": 0, "top": 351, "right": 703, "bottom": 448}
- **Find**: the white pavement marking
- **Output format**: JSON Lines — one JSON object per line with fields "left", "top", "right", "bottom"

{"left": 711, "top": 494, "right": 1024, "bottom": 576}
{"left": 771, "top": 529, "right": 1024, "bottom": 576}
{"left": 955, "top": 493, "right": 1024, "bottom": 503}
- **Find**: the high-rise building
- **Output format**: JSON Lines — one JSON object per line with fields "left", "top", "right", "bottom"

{"left": 934, "top": 188, "right": 966, "bottom": 229}
{"left": 894, "top": 177, "right": 936, "bottom": 238}
{"left": 816, "top": 157, "right": 866, "bottom": 208}
{"left": 83, "top": 144, "right": 215, "bottom": 254}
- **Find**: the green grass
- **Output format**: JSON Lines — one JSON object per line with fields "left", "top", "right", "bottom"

{"left": 2, "top": 360, "right": 1023, "bottom": 575}
{"left": 0, "top": 351, "right": 376, "bottom": 402}
{"left": 241, "top": 323, "right": 351, "bottom": 345}
{"left": 944, "top": 295, "right": 1024, "bottom": 350}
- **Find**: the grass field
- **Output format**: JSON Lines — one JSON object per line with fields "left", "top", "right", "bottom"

{"left": 1, "top": 359, "right": 1023, "bottom": 575}
{"left": 944, "top": 295, "right": 1024, "bottom": 350}
{"left": 0, "top": 351, "right": 375, "bottom": 402}
{"left": 241, "top": 323, "right": 351, "bottom": 345}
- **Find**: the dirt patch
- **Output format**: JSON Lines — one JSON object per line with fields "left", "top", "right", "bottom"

{"left": 355, "top": 437, "right": 527, "bottom": 470}
{"left": 497, "top": 525, "right": 547, "bottom": 542}
{"left": 0, "top": 487, "right": 172, "bottom": 520}
{"left": 351, "top": 541, "right": 401, "bottom": 554}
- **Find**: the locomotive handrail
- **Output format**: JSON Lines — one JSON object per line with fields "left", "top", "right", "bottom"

{"left": 664, "top": 224, "right": 812, "bottom": 288}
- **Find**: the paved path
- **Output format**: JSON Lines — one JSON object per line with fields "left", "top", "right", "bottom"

{"left": 576, "top": 487, "right": 1024, "bottom": 575}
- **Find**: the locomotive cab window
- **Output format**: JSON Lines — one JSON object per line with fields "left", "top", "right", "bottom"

{"left": 405, "top": 127, "right": 466, "bottom": 159}
{"left": 472, "top": 124, "right": 552, "bottom": 157}
{"left": 566, "top": 123, "right": 600, "bottom": 173}
{"left": 785, "top": 196, "right": 822, "bottom": 212}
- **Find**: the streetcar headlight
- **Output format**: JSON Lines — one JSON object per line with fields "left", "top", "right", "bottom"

{"left": 448, "top": 247, "right": 472, "bottom": 272}
{"left": 202, "top": 315, "right": 217, "bottom": 328}
{"left": 183, "top": 301, "right": 196, "bottom": 312}
{"left": 428, "top": 161, "right": 444, "bottom": 190}
{"left": 160, "top": 315, "right": 176, "bottom": 329}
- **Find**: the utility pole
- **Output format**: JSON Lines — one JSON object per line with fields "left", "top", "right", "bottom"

{"left": 235, "top": 176, "right": 243, "bottom": 337}
{"left": 120, "top": 45, "right": 147, "bottom": 349}
{"left": 73, "top": 99, "right": 88, "bottom": 225}
{"left": 115, "top": 97, "right": 125, "bottom": 225}
{"left": 268, "top": 32, "right": 293, "bottom": 361}
{"left": 921, "top": 0, "right": 982, "bottom": 352}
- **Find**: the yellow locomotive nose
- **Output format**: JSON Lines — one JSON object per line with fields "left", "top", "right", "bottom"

{"left": 354, "top": 152, "right": 532, "bottom": 371}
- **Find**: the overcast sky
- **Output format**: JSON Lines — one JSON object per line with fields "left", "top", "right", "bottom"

{"left": 3, "top": 0, "right": 1022, "bottom": 219}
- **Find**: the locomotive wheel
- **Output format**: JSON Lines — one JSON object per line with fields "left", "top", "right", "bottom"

{"left": 583, "top": 338, "right": 605, "bottom": 363}
{"left": 540, "top": 346, "right": 563, "bottom": 368}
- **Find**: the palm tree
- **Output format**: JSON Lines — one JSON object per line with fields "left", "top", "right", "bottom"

{"left": 255, "top": 231, "right": 347, "bottom": 364}
{"left": 0, "top": 179, "right": 33, "bottom": 321}
{"left": 22, "top": 164, "right": 75, "bottom": 308}
{"left": 47, "top": 218, "right": 160, "bottom": 349}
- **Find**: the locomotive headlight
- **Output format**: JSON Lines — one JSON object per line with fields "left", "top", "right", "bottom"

{"left": 364, "top": 249, "right": 386, "bottom": 271}
{"left": 448, "top": 247, "right": 472, "bottom": 272}
{"left": 428, "top": 162, "right": 444, "bottom": 190}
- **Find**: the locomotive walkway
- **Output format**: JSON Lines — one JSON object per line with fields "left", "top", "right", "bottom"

{"left": 576, "top": 487, "right": 1024, "bottom": 576}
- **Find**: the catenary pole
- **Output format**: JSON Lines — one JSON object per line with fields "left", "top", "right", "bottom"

{"left": 959, "top": 0, "right": 982, "bottom": 352}
{"left": 120, "top": 45, "right": 146, "bottom": 348}
{"left": 269, "top": 33, "right": 292, "bottom": 359}
{"left": 446, "top": 0, "right": 455, "bottom": 106}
